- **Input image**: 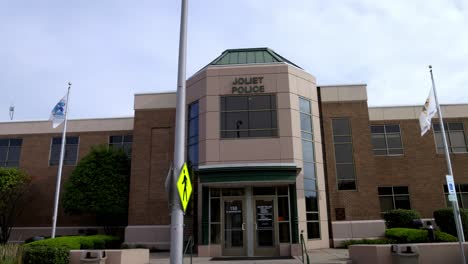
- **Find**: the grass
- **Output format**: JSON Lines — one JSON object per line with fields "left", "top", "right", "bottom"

{"left": 0, "top": 243, "right": 23, "bottom": 264}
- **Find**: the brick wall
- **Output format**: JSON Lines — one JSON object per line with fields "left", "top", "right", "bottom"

{"left": 127, "top": 108, "right": 176, "bottom": 225}
{"left": 1, "top": 130, "right": 132, "bottom": 227}
{"left": 371, "top": 118, "right": 468, "bottom": 218}
{"left": 321, "top": 101, "right": 381, "bottom": 221}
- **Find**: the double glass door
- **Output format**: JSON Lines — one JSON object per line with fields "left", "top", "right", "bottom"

{"left": 222, "top": 197, "right": 278, "bottom": 256}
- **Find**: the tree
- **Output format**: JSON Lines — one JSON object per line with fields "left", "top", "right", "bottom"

{"left": 62, "top": 145, "right": 130, "bottom": 234}
{"left": 0, "top": 167, "right": 31, "bottom": 243}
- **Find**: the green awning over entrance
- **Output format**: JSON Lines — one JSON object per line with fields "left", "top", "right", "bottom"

{"left": 198, "top": 163, "right": 299, "bottom": 184}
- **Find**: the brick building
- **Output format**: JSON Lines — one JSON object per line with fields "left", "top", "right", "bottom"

{"left": 1, "top": 48, "right": 467, "bottom": 256}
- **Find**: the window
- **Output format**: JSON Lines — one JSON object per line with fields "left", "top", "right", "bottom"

{"left": 299, "top": 97, "right": 320, "bottom": 239}
{"left": 332, "top": 118, "right": 356, "bottom": 190}
{"left": 188, "top": 101, "right": 199, "bottom": 165}
{"left": 49, "top": 136, "right": 79, "bottom": 166}
{"left": 378, "top": 186, "right": 411, "bottom": 213}
{"left": 220, "top": 95, "right": 277, "bottom": 138}
{"left": 433, "top": 123, "right": 468, "bottom": 153}
{"left": 443, "top": 184, "right": 468, "bottom": 208}
{"left": 0, "top": 138, "right": 22, "bottom": 167}
{"left": 371, "top": 125, "right": 403, "bottom": 155}
{"left": 109, "top": 135, "right": 132, "bottom": 158}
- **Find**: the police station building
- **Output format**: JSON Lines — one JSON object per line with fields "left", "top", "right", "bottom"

{"left": 2, "top": 48, "right": 468, "bottom": 257}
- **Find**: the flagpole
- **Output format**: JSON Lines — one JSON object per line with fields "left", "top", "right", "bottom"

{"left": 51, "top": 82, "right": 72, "bottom": 238}
{"left": 429, "top": 66, "right": 466, "bottom": 263}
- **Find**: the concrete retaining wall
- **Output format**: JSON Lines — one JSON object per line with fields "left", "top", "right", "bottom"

{"left": 349, "top": 243, "right": 468, "bottom": 264}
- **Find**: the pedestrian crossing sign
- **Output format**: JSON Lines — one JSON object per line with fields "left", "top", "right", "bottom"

{"left": 177, "top": 163, "right": 192, "bottom": 213}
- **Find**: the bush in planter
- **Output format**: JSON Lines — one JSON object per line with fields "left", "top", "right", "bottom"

{"left": 26, "top": 235, "right": 120, "bottom": 250}
{"left": 383, "top": 209, "right": 421, "bottom": 228}
{"left": 434, "top": 208, "right": 468, "bottom": 238}
{"left": 341, "top": 238, "right": 396, "bottom": 248}
{"left": 23, "top": 246, "right": 69, "bottom": 264}
{"left": 385, "top": 228, "right": 458, "bottom": 243}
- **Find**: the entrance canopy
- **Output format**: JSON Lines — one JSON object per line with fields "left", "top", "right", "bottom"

{"left": 198, "top": 163, "right": 300, "bottom": 185}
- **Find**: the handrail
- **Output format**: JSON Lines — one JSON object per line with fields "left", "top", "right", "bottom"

{"left": 300, "top": 230, "right": 310, "bottom": 264}
{"left": 183, "top": 236, "right": 194, "bottom": 264}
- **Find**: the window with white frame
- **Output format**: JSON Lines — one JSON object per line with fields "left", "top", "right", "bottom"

{"left": 371, "top": 124, "right": 404, "bottom": 155}
{"left": 378, "top": 186, "right": 411, "bottom": 213}
{"left": 443, "top": 184, "right": 468, "bottom": 208}
{"left": 109, "top": 135, "right": 132, "bottom": 158}
{"left": 0, "top": 138, "right": 22, "bottom": 167}
{"left": 433, "top": 123, "right": 468, "bottom": 154}
{"left": 49, "top": 136, "right": 79, "bottom": 166}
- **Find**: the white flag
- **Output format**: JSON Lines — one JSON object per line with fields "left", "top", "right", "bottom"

{"left": 419, "top": 88, "right": 437, "bottom": 136}
{"left": 49, "top": 94, "right": 67, "bottom": 128}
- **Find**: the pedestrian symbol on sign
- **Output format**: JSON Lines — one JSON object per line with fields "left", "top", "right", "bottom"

{"left": 176, "top": 163, "right": 192, "bottom": 213}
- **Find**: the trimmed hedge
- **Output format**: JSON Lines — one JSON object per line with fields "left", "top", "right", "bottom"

{"left": 385, "top": 228, "right": 458, "bottom": 243}
{"left": 434, "top": 208, "right": 468, "bottom": 239}
{"left": 383, "top": 209, "right": 421, "bottom": 229}
{"left": 341, "top": 238, "right": 396, "bottom": 248}
{"left": 23, "top": 246, "right": 69, "bottom": 264}
{"left": 26, "top": 235, "right": 120, "bottom": 250}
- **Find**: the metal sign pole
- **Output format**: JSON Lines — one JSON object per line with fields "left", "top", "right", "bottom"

{"left": 429, "top": 65, "right": 466, "bottom": 264}
{"left": 170, "top": 0, "right": 188, "bottom": 263}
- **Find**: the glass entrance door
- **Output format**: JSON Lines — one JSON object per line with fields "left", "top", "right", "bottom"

{"left": 222, "top": 199, "right": 246, "bottom": 256}
{"left": 254, "top": 198, "right": 278, "bottom": 256}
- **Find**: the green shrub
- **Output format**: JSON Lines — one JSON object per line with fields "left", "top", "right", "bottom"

{"left": 383, "top": 209, "right": 421, "bottom": 228}
{"left": 385, "top": 228, "right": 428, "bottom": 243}
{"left": 23, "top": 246, "right": 69, "bottom": 264}
{"left": 435, "top": 230, "right": 458, "bottom": 242}
{"left": 434, "top": 208, "right": 468, "bottom": 238}
{"left": 26, "top": 235, "right": 120, "bottom": 250}
{"left": 385, "top": 228, "right": 458, "bottom": 243}
{"left": 341, "top": 238, "right": 396, "bottom": 248}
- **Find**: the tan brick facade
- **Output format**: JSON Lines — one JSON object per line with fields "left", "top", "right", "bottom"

{"left": 1, "top": 130, "right": 132, "bottom": 227}
{"left": 127, "top": 108, "right": 175, "bottom": 225}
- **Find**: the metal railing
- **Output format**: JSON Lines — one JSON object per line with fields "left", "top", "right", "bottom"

{"left": 183, "top": 236, "right": 194, "bottom": 264}
{"left": 300, "top": 230, "right": 310, "bottom": 264}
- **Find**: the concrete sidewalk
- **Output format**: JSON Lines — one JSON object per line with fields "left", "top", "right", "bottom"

{"left": 150, "top": 249, "right": 349, "bottom": 264}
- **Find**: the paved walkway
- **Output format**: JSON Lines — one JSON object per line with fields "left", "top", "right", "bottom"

{"left": 150, "top": 249, "right": 349, "bottom": 264}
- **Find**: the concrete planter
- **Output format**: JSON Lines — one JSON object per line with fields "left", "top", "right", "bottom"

{"left": 70, "top": 249, "right": 149, "bottom": 264}
{"left": 349, "top": 243, "right": 468, "bottom": 264}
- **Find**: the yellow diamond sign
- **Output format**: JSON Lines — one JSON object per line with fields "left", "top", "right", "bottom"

{"left": 177, "top": 163, "right": 192, "bottom": 213}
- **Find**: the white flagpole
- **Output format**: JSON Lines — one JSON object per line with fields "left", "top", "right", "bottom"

{"left": 429, "top": 66, "right": 466, "bottom": 263}
{"left": 51, "top": 82, "right": 72, "bottom": 238}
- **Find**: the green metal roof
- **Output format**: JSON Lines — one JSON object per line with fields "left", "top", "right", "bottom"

{"left": 208, "top": 48, "right": 302, "bottom": 69}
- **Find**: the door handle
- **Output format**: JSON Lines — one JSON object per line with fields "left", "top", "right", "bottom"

{"left": 242, "top": 223, "right": 245, "bottom": 231}
{"left": 255, "top": 223, "right": 258, "bottom": 230}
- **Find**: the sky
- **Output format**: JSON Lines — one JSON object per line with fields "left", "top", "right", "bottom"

{"left": 1, "top": 0, "right": 468, "bottom": 121}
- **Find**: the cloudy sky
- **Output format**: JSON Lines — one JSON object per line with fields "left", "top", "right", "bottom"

{"left": 1, "top": 0, "right": 467, "bottom": 121}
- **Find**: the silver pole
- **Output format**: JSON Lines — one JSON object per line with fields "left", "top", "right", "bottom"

{"left": 51, "top": 82, "right": 71, "bottom": 238}
{"left": 170, "top": 0, "right": 188, "bottom": 263}
{"left": 430, "top": 66, "right": 466, "bottom": 264}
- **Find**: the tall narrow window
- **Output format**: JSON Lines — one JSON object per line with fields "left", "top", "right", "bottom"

{"left": 188, "top": 101, "right": 199, "bottom": 166}
{"left": 109, "top": 135, "right": 133, "bottom": 158}
{"left": 378, "top": 186, "right": 411, "bottom": 213}
{"left": 49, "top": 136, "right": 79, "bottom": 166}
{"left": 220, "top": 95, "right": 277, "bottom": 138}
{"left": 299, "top": 97, "right": 320, "bottom": 239}
{"left": 433, "top": 123, "right": 468, "bottom": 153}
{"left": 371, "top": 125, "right": 403, "bottom": 155}
{"left": 332, "top": 118, "right": 356, "bottom": 190}
{"left": 0, "top": 138, "right": 22, "bottom": 167}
